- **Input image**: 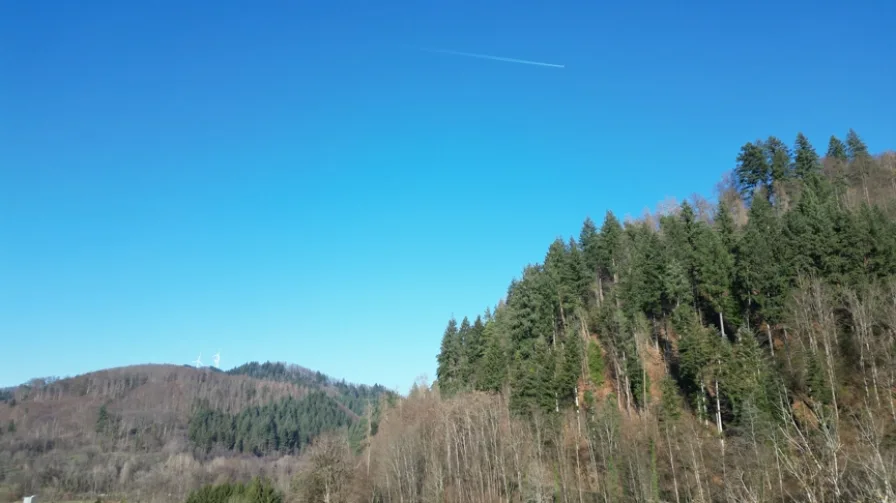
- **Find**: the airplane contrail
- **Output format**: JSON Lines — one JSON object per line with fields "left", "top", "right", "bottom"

{"left": 419, "top": 47, "right": 565, "bottom": 69}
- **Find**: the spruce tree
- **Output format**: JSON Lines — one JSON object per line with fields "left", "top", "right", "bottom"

{"left": 826, "top": 135, "right": 847, "bottom": 161}
{"left": 714, "top": 199, "right": 737, "bottom": 252}
{"left": 735, "top": 141, "right": 771, "bottom": 202}
{"left": 597, "top": 211, "right": 624, "bottom": 284}
{"left": 579, "top": 216, "right": 600, "bottom": 279}
{"left": 478, "top": 320, "right": 507, "bottom": 393}
{"left": 436, "top": 317, "right": 461, "bottom": 396}
{"left": 735, "top": 192, "right": 784, "bottom": 326}
{"left": 587, "top": 340, "right": 605, "bottom": 388}
{"left": 765, "top": 135, "right": 792, "bottom": 184}
{"left": 691, "top": 223, "right": 736, "bottom": 335}
{"left": 794, "top": 132, "right": 820, "bottom": 179}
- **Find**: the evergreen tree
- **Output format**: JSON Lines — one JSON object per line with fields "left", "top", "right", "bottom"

{"left": 510, "top": 337, "right": 555, "bottom": 414}
{"left": 714, "top": 199, "right": 737, "bottom": 252}
{"left": 586, "top": 340, "right": 605, "bottom": 388}
{"left": 735, "top": 193, "right": 785, "bottom": 326}
{"left": 781, "top": 185, "right": 837, "bottom": 279}
{"left": 794, "top": 132, "right": 820, "bottom": 179}
{"left": 597, "top": 211, "right": 624, "bottom": 284}
{"left": 478, "top": 319, "right": 508, "bottom": 393}
{"left": 96, "top": 404, "right": 110, "bottom": 434}
{"left": 436, "top": 317, "right": 461, "bottom": 396}
{"left": 735, "top": 141, "right": 771, "bottom": 202}
{"left": 765, "top": 135, "right": 792, "bottom": 184}
{"left": 579, "top": 216, "right": 600, "bottom": 279}
{"left": 691, "top": 222, "right": 736, "bottom": 334}
{"left": 827, "top": 135, "right": 847, "bottom": 160}
{"left": 555, "top": 332, "right": 583, "bottom": 408}
{"left": 658, "top": 376, "right": 682, "bottom": 424}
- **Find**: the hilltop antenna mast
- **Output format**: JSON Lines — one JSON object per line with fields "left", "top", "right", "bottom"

{"left": 193, "top": 353, "right": 202, "bottom": 367}
{"left": 213, "top": 350, "right": 221, "bottom": 369}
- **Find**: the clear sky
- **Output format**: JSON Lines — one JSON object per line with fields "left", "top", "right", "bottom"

{"left": 1, "top": 0, "right": 894, "bottom": 391}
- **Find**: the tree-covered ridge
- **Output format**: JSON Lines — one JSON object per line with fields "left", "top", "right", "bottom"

{"left": 184, "top": 477, "right": 283, "bottom": 503}
{"left": 227, "top": 361, "right": 394, "bottom": 416}
{"left": 188, "top": 391, "right": 354, "bottom": 456}
{"left": 436, "top": 129, "right": 896, "bottom": 426}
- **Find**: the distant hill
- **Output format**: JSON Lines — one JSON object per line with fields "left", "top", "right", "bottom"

{"left": 0, "top": 362, "right": 393, "bottom": 502}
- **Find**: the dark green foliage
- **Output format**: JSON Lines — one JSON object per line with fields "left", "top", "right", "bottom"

{"left": 721, "top": 328, "right": 778, "bottom": 424}
{"left": 95, "top": 404, "right": 120, "bottom": 436}
{"left": 826, "top": 135, "right": 847, "bottom": 161}
{"left": 845, "top": 128, "right": 869, "bottom": 161}
{"left": 436, "top": 317, "right": 462, "bottom": 397}
{"left": 183, "top": 477, "right": 283, "bottom": 503}
{"left": 597, "top": 211, "right": 624, "bottom": 283}
{"left": 794, "top": 132, "right": 820, "bottom": 179}
{"left": 781, "top": 184, "right": 837, "bottom": 279}
{"left": 586, "top": 340, "right": 605, "bottom": 388}
{"left": 579, "top": 217, "right": 600, "bottom": 279}
{"left": 658, "top": 376, "right": 681, "bottom": 424}
{"left": 6, "top": 420, "right": 14, "bottom": 433}
{"left": 765, "top": 136, "right": 792, "bottom": 185}
{"left": 510, "top": 337, "right": 556, "bottom": 414}
{"left": 188, "top": 391, "right": 352, "bottom": 456}
{"left": 736, "top": 141, "right": 771, "bottom": 201}
{"left": 735, "top": 193, "right": 786, "bottom": 325}
{"left": 691, "top": 221, "right": 736, "bottom": 333}
{"left": 477, "top": 317, "right": 508, "bottom": 393}
{"left": 227, "top": 361, "right": 392, "bottom": 416}
{"left": 555, "top": 332, "right": 583, "bottom": 408}
{"left": 432, "top": 128, "right": 896, "bottom": 432}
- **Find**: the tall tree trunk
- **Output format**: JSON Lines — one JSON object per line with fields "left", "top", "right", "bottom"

{"left": 665, "top": 425, "right": 681, "bottom": 503}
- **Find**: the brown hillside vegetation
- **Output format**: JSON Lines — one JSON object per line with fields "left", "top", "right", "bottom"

{"left": 0, "top": 364, "right": 367, "bottom": 502}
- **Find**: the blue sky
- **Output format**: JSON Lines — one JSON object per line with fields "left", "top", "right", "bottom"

{"left": 1, "top": 0, "right": 894, "bottom": 391}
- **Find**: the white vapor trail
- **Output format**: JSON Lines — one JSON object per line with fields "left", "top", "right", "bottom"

{"left": 420, "top": 47, "right": 564, "bottom": 69}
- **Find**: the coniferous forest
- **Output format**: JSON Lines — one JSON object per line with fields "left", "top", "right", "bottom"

{"left": 193, "top": 130, "right": 896, "bottom": 503}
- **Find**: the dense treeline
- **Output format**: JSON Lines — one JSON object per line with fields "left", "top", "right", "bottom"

{"left": 437, "top": 129, "right": 895, "bottom": 421}
{"left": 188, "top": 391, "right": 353, "bottom": 456}
{"left": 228, "top": 361, "right": 394, "bottom": 416}
{"left": 403, "top": 129, "right": 896, "bottom": 502}
{"left": 0, "top": 363, "right": 387, "bottom": 503}
{"left": 184, "top": 477, "right": 283, "bottom": 503}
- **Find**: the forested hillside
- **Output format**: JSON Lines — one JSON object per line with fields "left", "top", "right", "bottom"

{"left": 0, "top": 362, "right": 391, "bottom": 502}
{"left": 2, "top": 130, "right": 895, "bottom": 503}
{"left": 267, "top": 130, "right": 896, "bottom": 503}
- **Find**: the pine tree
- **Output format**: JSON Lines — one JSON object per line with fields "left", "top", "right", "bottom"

{"left": 781, "top": 185, "right": 837, "bottom": 279}
{"left": 714, "top": 199, "right": 737, "bottom": 252}
{"left": 735, "top": 192, "right": 785, "bottom": 326}
{"left": 691, "top": 223, "right": 736, "bottom": 335}
{"left": 555, "top": 330, "right": 583, "bottom": 408}
{"left": 478, "top": 319, "right": 507, "bottom": 393}
{"left": 735, "top": 141, "right": 771, "bottom": 202}
{"left": 586, "top": 340, "right": 605, "bottom": 388}
{"left": 510, "top": 337, "right": 555, "bottom": 414}
{"left": 436, "top": 317, "right": 461, "bottom": 396}
{"left": 765, "top": 135, "right": 792, "bottom": 184}
{"left": 826, "top": 135, "right": 850, "bottom": 206}
{"left": 597, "top": 211, "right": 624, "bottom": 284}
{"left": 794, "top": 132, "right": 820, "bottom": 179}
{"left": 827, "top": 136, "right": 847, "bottom": 161}
{"left": 658, "top": 376, "right": 682, "bottom": 424}
{"left": 846, "top": 128, "right": 872, "bottom": 204}
{"left": 579, "top": 216, "right": 600, "bottom": 278}
{"left": 96, "top": 404, "right": 110, "bottom": 434}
